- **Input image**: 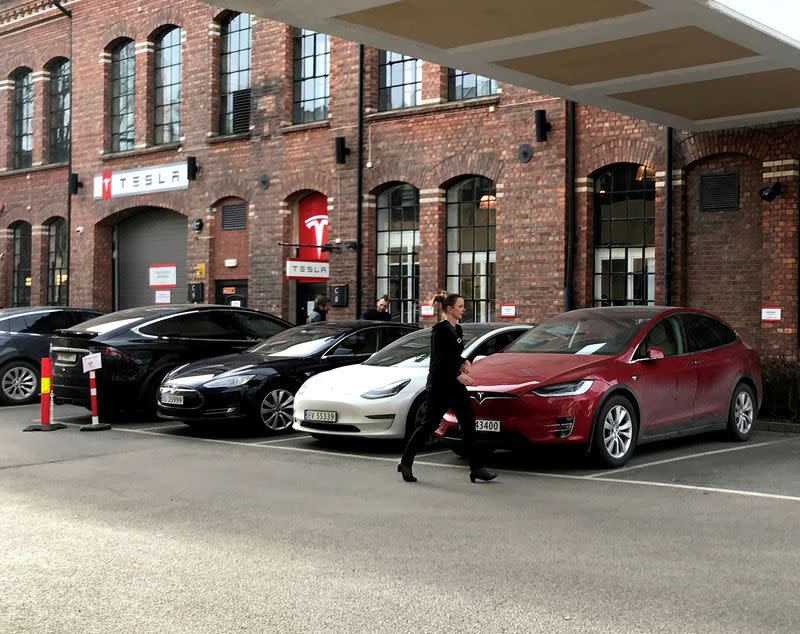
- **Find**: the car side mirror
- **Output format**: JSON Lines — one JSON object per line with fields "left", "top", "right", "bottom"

{"left": 472, "top": 355, "right": 487, "bottom": 363}
{"left": 647, "top": 346, "right": 665, "bottom": 360}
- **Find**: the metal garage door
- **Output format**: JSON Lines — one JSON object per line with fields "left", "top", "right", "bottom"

{"left": 116, "top": 208, "right": 187, "bottom": 309}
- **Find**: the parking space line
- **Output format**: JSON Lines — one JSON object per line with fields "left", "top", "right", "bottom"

{"left": 253, "top": 435, "right": 312, "bottom": 445}
{"left": 418, "top": 449, "right": 455, "bottom": 458}
{"left": 585, "top": 437, "right": 800, "bottom": 478}
{"left": 136, "top": 424, "right": 190, "bottom": 432}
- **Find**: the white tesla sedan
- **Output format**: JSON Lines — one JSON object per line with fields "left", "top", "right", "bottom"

{"left": 293, "top": 323, "right": 531, "bottom": 442}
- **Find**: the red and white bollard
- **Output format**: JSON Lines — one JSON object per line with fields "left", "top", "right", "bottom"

{"left": 23, "top": 358, "right": 66, "bottom": 432}
{"left": 80, "top": 369, "right": 110, "bottom": 431}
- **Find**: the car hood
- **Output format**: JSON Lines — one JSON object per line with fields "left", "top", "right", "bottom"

{"left": 469, "top": 352, "right": 613, "bottom": 395}
{"left": 300, "top": 363, "right": 426, "bottom": 398}
{"left": 166, "top": 352, "right": 304, "bottom": 386}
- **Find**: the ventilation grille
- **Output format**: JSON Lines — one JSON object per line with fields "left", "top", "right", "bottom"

{"left": 221, "top": 203, "right": 246, "bottom": 230}
{"left": 700, "top": 172, "right": 739, "bottom": 211}
{"left": 232, "top": 89, "right": 251, "bottom": 134}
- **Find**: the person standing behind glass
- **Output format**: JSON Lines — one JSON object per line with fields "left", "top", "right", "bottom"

{"left": 307, "top": 295, "right": 330, "bottom": 323}
{"left": 361, "top": 295, "right": 391, "bottom": 321}
{"left": 397, "top": 291, "right": 497, "bottom": 484}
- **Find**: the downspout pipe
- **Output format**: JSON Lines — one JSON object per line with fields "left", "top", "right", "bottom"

{"left": 664, "top": 127, "right": 673, "bottom": 306}
{"left": 564, "top": 100, "right": 576, "bottom": 312}
{"left": 355, "top": 44, "right": 364, "bottom": 318}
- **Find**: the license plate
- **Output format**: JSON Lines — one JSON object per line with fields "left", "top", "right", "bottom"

{"left": 475, "top": 419, "right": 501, "bottom": 432}
{"left": 305, "top": 410, "right": 337, "bottom": 422}
{"left": 56, "top": 352, "right": 77, "bottom": 363}
{"left": 162, "top": 394, "right": 184, "bottom": 406}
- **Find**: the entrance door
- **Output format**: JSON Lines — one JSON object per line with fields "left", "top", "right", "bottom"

{"left": 296, "top": 282, "right": 327, "bottom": 325}
{"left": 215, "top": 280, "right": 248, "bottom": 307}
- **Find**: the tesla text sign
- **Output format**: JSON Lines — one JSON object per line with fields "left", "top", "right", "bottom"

{"left": 285, "top": 259, "right": 330, "bottom": 280}
{"left": 93, "top": 162, "right": 189, "bottom": 200}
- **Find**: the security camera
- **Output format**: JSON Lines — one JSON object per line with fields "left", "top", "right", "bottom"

{"left": 75, "top": 226, "right": 84, "bottom": 234}
{"left": 759, "top": 182, "right": 781, "bottom": 202}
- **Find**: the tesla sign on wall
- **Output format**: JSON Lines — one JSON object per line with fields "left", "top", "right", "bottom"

{"left": 286, "top": 192, "right": 329, "bottom": 281}
{"left": 93, "top": 162, "right": 189, "bottom": 200}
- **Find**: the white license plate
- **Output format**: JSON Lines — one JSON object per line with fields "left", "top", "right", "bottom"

{"left": 162, "top": 394, "right": 184, "bottom": 406}
{"left": 475, "top": 419, "right": 501, "bottom": 432}
{"left": 305, "top": 410, "right": 337, "bottom": 422}
{"left": 57, "top": 352, "right": 77, "bottom": 363}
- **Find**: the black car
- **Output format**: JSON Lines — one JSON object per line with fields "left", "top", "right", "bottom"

{"left": 0, "top": 306, "right": 104, "bottom": 405}
{"left": 50, "top": 304, "right": 292, "bottom": 418}
{"left": 157, "top": 320, "right": 418, "bottom": 433}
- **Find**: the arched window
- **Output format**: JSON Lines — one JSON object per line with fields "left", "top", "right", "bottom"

{"left": 47, "top": 218, "right": 68, "bottom": 306}
{"left": 292, "top": 28, "right": 329, "bottom": 123}
{"left": 11, "top": 222, "right": 32, "bottom": 307}
{"left": 376, "top": 184, "right": 420, "bottom": 323}
{"left": 219, "top": 12, "right": 251, "bottom": 135}
{"left": 593, "top": 163, "right": 656, "bottom": 306}
{"left": 12, "top": 69, "right": 33, "bottom": 169}
{"left": 154, "top": 27, "right": 182, "bottom": 144}
{"left": 110, "top": 40, "right": 135, "bottom": 152}
{"left": 49, "top": 59, "right": 71, "bottom": 164}
{"left": 448, "top": 69, "right": 496, "bottom": 100}
{"left": 378, "top": 51, "right": 421, "bottom": 111}
{"left": 446, "top": 176, "right": 496, "bottom": 322}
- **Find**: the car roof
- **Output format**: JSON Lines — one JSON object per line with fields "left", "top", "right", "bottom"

{"left": 0, "top": 306, "right": 101, "bottom": 317}
{"left": 282, "top": 320, "right": 418, "bottom": 333}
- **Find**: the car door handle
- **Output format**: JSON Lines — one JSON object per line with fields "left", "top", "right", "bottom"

{"left": 688, "top": 360, "right": 704, "bottom": 366}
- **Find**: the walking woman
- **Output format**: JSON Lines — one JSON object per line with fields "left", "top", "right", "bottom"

{"left": 398, "top": 291, "right": 497, "bottom": 484}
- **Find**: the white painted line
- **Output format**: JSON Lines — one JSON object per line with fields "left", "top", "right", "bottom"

{"left": 253, "top": 434, "right": 312, "bottom": 445}
{"left": 418, "top": 449, "right": 455, "bottom": 458}
{"left": 585, "top": 437, "right": 800, "bottom": 478}
{"left": 99, "top": 427, "right": 800, "bottom": 503}
{"left": 135, "top": 424, "right": 191, "bottom": 432}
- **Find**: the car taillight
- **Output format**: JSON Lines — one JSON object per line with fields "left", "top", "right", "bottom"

{"left": 101, "top": 346, "right": 125, "bottom": 358}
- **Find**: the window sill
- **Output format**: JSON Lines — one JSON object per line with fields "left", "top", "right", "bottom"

{"left": 366, "top": 95, "right": 500, "bottom": 123}
{"left": 0, "top": 162, "right": 68, "bottom": 178}
{"left": 101, "top": 143, "right": 182, "bottom": 161}
{"left": 278, "top": 120, "right": 330, "bottom": 134}
{"left": 207, "top": 132, "right": 252, "bottom": 145}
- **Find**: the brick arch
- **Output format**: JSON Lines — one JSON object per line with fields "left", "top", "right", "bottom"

{"left": 677, "top": 129, "right": 773, "bottom": 167}
{"left": 102, "top": 33, "right": 136, "bottom": 54}
{"left": 44, "top": 56, "right": 69, "bottom": 72}
{"left": 363, "top": 163, "right": 424, "bottom": 193}
{"left": 205, "top": 175, "right": 255, "bottom": 208}
{"left": 434, "top": 152, "right": 502, "bottom": 188}
{"left": 7, "top": 66, "right": 32, "bottom": 81}
{"left": 43, "top": 214, "right": 66, "bottom": 227}
{"left": 582, "top": 138, "right": 659, "bottom": 177}
{"left": 213, "top": 8, "right": 241, "bottom": 23}
{"left": 148, "top": 22, "right": 183, "bottom": 42}
{"left": 98, "top": 200, "right": 186, "bottom": 225}
{"left": 277, "top": 172, "right": 332, "bottom": 201}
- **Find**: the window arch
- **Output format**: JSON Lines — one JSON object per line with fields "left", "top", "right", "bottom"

{"left": 219, "top": 12, "right": 251, "bottom": 134}
{"left": 46, "top": 218, "right": 68, "bottom": 306}
{"left": 593, "top": 163, "right": 656, "bottom": 306}
{"left": 292, "top": 28, "right": 329, "bottom": 123}
{"left": 48, "top": 58, "right": 71, "bottom": 164}
{"left": 376, "top": 183, "right": 420, "bottom": 323}
{"left": 110, "top": 39, "right": 135, "bottom": 152}
{"left": 11, "top": 222, "right": 32, "bottom": 306}
{"left": 12, "top": 68, "right": 33, "bottom": 170}
{"left": 154, "top": 26, "right": 182, "bottom": 144}
{"left": 446, "top": 176, "right": 496, "bottom": 322}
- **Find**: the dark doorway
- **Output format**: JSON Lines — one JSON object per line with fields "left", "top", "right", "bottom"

{"left": 296, "top": 281, "right": 327, "bottom": 324}
{"left": 215, "top": 280, "right": 248, "bottom": 307}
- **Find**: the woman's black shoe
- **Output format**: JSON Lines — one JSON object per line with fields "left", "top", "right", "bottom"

{"left": 397, "top": 463, "right": 417, "bottom": 483}
{"left": 469, "top": 468, "right": 497, "bottom": 483}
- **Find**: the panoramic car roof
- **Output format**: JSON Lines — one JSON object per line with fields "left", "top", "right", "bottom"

{"left": 217, "top": 0, "right": 800, "bottom": 131}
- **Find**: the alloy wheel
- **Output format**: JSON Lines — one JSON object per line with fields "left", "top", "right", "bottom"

{"left": 259, "top": 388, "right": 294, "bottom": 431}
{"left": 734, "top": 390, "right": 754, "bottom": 434}
{"left": 2, "top": 365, "right": 37, "bottom": 402}
{"left": 602, "top": 405, "right": 633, "bottom": 459}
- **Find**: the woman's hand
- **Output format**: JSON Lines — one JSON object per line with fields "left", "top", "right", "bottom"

{"left": 457, "top": 373, "right": 475, "bottom": 386}
{"left": 460, "top": 360, "right": 472, "bottom": 374}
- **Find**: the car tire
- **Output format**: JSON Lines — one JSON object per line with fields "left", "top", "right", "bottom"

{"left": 404, "top": 395, "right": 437, "bottom": 447}
{"left": 254, "top": 383, "right": 295, "bottom": 434}
{"left": 0, "top": 360, "right": 39, "bottom": 405}
{"left": 592, "top": 395, "right": 638, "bottom": 468}
{"left": 727, "top": 383, "right": 755, "bottom": 442}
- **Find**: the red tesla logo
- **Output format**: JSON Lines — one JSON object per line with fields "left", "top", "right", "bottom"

{"left": 101, "top": 171, "right": 113, "bottom": 200}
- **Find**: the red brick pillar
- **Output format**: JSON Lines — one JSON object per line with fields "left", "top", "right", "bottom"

{"left": 422, "top": 62, "right": 446, "bottom": 105}
{"left": 760, "top": 159, "right": 799, "bottom": 354}
{"left": 573, "top": 176, "right": 593, "bottom": 307}
{"left": 0, "top": 228, "right": 12, "bottom": 305}
{"left": 666, "top": 169, "right": 686, "bottom": 306}
{"left": 0, "top": 80, "right": 13, "bottom": 171}
{"left": 207, "top": 20, "right": 221, "bottom": 136}
{"left": 31, "top": 71, "right": 48, "bottom": 167}
{"left": 134, "top": 40, "right": 153, "bottom": 149}
{"left": 418, "top": 188, "right": 445, "bottom": 324}
{"left": 32, "top": 224, "right": 47, "bottom": 304}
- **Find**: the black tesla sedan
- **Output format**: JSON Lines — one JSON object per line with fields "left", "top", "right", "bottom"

{"left": 0, "top": 306, "right": 104, "bottom": 404}
{"left": 157, "top": 320, "right": 418, "bottom": 433}
{"left": 50, "top": 305, "right": 291, "bottom": 419}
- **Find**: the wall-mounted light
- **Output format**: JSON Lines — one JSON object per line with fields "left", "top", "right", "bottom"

{"left": 192, "top": 218, "right": 204, "bottom": 231}
{"left": 335, "top": 136, "right": 351, "bottom": 164}
{"left": 535, "top": 109, "right": 552, "bottom": 142}
{"left": 68, "top": 173, "right": 82, "bottom": 195}
{"left": 759, "top": 182, "right": 782, "bottom": 202}
{"left": 187, "top": 156, "right": 200, "bottom": 180}
{"left": 75, "top": 225, "right": 84, "bottom": 235}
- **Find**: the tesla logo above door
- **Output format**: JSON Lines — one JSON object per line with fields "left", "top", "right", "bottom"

{"left": 304, "top": 214, "right": 329, "bottom": 258}
{"left": 101, "top": 171, "right": 112, "bottom": 200}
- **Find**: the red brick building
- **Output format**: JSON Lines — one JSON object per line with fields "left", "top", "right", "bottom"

{"left": 0, "top": 0, "right": 798, "bottom": 353}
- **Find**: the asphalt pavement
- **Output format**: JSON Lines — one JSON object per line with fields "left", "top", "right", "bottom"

{"left": 1, "top": 404, "right": 799, "bottom": 634}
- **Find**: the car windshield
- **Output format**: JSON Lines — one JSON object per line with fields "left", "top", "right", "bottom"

{"left": 66, "top": 306, "right": 178, "bottom": 335}
{"left": 365, "top": 329, "right": 476, "bottom": 367}
{"left": 505, "top": 308, "right": 653, "bottom": 355}
{"left": 248, "top": 324, "right": 346, "bottom": 357}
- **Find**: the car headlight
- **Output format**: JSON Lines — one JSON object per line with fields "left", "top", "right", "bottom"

{"left": 204, "top": 374, "right": 256, "bottom": 388}
{"left": 361, "top": 379, "right": 411, "bottom": 400}
{"left": 165, "top": 363, "right": 189, "bottom": 381}
{"left": 532, "top": 380, "right": 593, "bottom": 397}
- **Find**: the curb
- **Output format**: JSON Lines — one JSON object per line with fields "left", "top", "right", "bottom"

{"left": 755, "top": 419, "right": 800, "bottom": 434}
